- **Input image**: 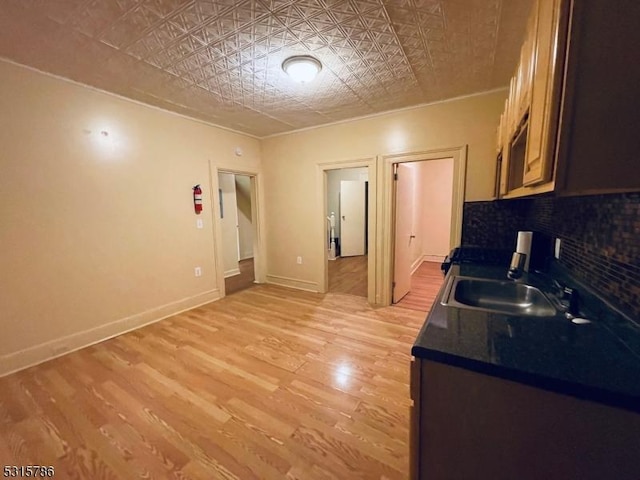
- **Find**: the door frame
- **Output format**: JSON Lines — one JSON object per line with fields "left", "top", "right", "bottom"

{"left": 317, "top": 157, "right": 377, "bottom": 304}
{"left": 379, "top": 146, "right": 467, "bottom": 306}
{"left": 210, "top": 162, "right": 266, "bottom": 299}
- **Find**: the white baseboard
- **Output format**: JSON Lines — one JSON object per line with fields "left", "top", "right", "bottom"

{"left": 239, "top": 254, "right": 254, "bottom": 261}
{"left": 410, "top": 257, "right": 423, "bottom": 275}
{"left": 0, "top": 289, "right": 221, "bottom": 377}
{"left": 224, "top": 268, "right": 241, "bottom": 278}
{"left": 422, "top": 254, "right": 446, "bottom": 263}
{"left": 265, "top": 274, "right": 319, "bottom": 293}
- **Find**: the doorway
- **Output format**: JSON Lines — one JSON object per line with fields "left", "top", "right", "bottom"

{"left": 325, "top": 167, "right": 369, "bottom": 297}
{"left": 218, "top": 171, "right": 257, "bottom": 295}
{"left": 379, "top": 147, "right": 467, "bottom": 308}
{"left": 392, "top": 158, "right": 454, "bottom": 308}
{"left": 317, "top": 157, "right": 377, "bottom": 304}
{"left": 392, "top": 158, "right": 453, "bottom": 309}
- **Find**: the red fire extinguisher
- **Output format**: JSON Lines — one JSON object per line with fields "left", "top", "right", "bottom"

{"left": 193, "top": 184, "right": 203, "bottom": 214}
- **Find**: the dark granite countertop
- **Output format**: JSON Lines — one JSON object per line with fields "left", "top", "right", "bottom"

{"left": 411, "top": 263, "right": 640, "bottom": 413}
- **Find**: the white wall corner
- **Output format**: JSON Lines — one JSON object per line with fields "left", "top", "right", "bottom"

{"left": 422, "top": 254, "right": 446, "bottom": 263}
{"left": 410, "top": 256, "right": 424, "bottom": 275}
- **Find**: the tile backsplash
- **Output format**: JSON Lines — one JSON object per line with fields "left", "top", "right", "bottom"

{"left": 462, "top": 192, "right": 640, "bottom": 321}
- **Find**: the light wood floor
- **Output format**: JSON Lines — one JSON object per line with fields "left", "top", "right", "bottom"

{"left": 0, "top": 284, "right": 430, "bottom": 479}
{"left": 225, "top": 258, "right": 255, "bottom": 295}
{"left": 394, "top": 262, "right": 444, "bottom": 313}
{"left": 328, "top": 255, "right": 368, "bottom": 297}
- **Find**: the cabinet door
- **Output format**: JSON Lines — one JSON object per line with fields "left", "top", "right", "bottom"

{"left": 507, "top": 76, "right": 518, "bottom": 135}
{"left": 409, "top": 358, "right": 421, "bottom": 480}
{"left": 519, "top": 5, "right": 538, "bottom": 120}
{"left": 418, "top": 361, "right": 640, "bottom": 480}
{"left": 523, "top": 0, "right": 566, "bottom": 186}
{"left": 499, "top": 100, "right": 511, "bottom": 196}
{"left": 496, "top": 112, "right": 503, "bottom": 155}
{"left": 555, "top": 0, "right": 640, "bottom": 195}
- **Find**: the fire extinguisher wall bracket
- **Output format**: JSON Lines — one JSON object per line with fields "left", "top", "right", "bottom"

{"left": 193, "top": 184, "right": 203, "bottom": 214}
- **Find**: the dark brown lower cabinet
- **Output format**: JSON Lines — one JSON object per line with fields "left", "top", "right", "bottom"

{"left": 410, "top": 359, "right": 640, "bottom": 480}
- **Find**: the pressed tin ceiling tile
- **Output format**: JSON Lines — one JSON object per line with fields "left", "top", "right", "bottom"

{"left": 0, "top": 0, "right": 532, "bottom": 136}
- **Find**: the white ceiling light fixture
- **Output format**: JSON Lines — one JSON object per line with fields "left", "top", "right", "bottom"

{"left": 282, "top": 55, "right": 322, "bottom": 83}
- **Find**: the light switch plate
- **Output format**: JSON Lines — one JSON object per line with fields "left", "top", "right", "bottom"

{"left": 196, "top": 219, "right": 203, "bottom": 229}
{"left": 194, "top": 266, "right": 202, "bottom": 277}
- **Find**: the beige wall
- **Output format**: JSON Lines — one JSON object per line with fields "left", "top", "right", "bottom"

{"left": 418, "top": 158, "right": 454, "bottom": 261}
{"left": 0, "top": 60, "right": 261, "bottom": 375}
{"left": 262, "top": 90, "right": 505, "bottom": 291}
{"left": 401, "top": 159, "right": 452, "bottom": 270}
{"left": 402, "top": 163, "right": 423, "bottom": 269}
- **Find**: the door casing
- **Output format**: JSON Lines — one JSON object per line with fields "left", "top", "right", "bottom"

{"left": 317, "top": 157, "right": 377, "bottom": 304}
{"left": 379, "top": 146, "right": 467, "bottom": 306}
{"left": 316, "top": 147, "right": 465, "bottom": 307}
{"left": 210, "top": 162, "right": 266, "bottom": 299}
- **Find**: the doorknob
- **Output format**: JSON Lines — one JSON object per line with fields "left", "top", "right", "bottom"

{"left": 410, "top": 234, "right": 416, "bottom": 239}
{"left": 342, "top": 215, "right": 346, "bottom": 220}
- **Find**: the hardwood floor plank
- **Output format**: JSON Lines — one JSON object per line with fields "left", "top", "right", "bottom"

{"left": 289, "top": 421, "right": 402, "bottom": 479}
{"left": 395, "top": 261, "right": 444, "bottom": 312}
{"left": 225, "top": 258, "right": 256, "bottom": 296}
{"left": 133, "top": 364, "right": 231, "bottom": 423}
{"left": 0, "top": 282, "right": 440, "bottom": 479}
{"left": 328, "top": 255, "right": 368, "bottom": 297}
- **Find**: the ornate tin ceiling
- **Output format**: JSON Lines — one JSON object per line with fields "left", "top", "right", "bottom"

{"left": 0, "top": 0, "right": 532, "bottom": 136}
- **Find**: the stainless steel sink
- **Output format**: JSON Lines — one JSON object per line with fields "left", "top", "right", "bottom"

{"left": 441, "top": 276, "right": 557, "bottom": 317}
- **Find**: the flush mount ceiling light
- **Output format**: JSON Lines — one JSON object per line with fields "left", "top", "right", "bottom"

{"left": 282, "top": 55, "right": 322, "bottom": 83}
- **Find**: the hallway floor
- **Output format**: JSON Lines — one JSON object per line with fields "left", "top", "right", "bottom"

{"left": 328, "top": 255, "right": 368, "bottom": 297}
{"left": 394, "top": 261, "right": 444, "bottom": 313}
{"left": 225, "top": 258, "right": 255, "bottom": 295}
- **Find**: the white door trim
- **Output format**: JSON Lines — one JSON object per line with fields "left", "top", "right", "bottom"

{"left": 209, "top": 162, "right": 266, "bottom": 299}
{"left": 378, "top": 146, "right": 467, "bottom": 306}
{"left": 317, "top": 157, "right": 377, "bottom": 304}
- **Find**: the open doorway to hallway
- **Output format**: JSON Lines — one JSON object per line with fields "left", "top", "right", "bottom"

{"left": 392, "top": 158, "right": 454, "bottom": 311}
{"left": 325, "top": 167, "right": 368, "bottom": 297}
{"left": 218, "top": 172, "right": 257, "bottom": 295}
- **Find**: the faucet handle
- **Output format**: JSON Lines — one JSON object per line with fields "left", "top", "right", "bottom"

{"left": 561, "top": 287, "right": 580, "bottom": 317}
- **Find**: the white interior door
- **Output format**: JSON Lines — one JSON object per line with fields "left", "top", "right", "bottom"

{"left": 218, "top": 172, "right": 240, "bottom": 278}
{"left": 339, "top": 180, "right": 366, "bottom": 257}
{"left": 393, "top": 164, "right": 414, "bottom": 303}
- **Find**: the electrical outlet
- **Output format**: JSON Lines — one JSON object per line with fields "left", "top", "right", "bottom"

{"left": 196, "top": 218, "right": 204, "bottom": 229}
{"left": 554, "top": 238, "right": 561, "bottom": 259}
{"left": 297, "top": 256, "right": 303, "bottom": 264}
{"left": 195, "top": 266, "right": 202, "bottom": 277}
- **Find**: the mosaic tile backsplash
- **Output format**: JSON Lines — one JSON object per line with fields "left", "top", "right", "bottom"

{"left": 462, "top": 193, "right": 640, "bottom": 321}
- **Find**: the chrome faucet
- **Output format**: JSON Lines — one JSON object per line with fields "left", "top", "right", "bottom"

{"left": 533, "top": 271, "right": 581, "bottom": 318}
{"left": 507, "top": 252, "right": 527, "bottom": 279}
{"left": 528, "top": 269, "right": 583, "bottom": 319}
